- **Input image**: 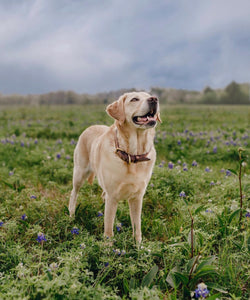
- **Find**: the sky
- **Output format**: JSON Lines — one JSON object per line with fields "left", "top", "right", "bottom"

{"left": 0, "top": 0, "right": 250, "bottom": 95}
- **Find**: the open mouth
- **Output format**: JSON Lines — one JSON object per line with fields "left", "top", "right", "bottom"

{"left": 132, "top": 109, "right": 157, "bottom": 126}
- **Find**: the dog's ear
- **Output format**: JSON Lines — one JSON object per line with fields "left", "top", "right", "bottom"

{"left": 156, "top": 112, "right": 162, "bottom": 123}
{"left": 106, "top": 94, "right": 127, "bottom": 124}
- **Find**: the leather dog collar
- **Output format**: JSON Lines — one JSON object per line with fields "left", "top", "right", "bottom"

{"left": 114, "top": 128, "right": 150, "bottom": 164}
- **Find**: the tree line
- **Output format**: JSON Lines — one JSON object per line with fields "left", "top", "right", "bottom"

{"left": 0, "top": 81, "right": 249, "bottom": 105}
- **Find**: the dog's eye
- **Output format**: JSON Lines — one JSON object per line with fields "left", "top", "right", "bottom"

{"left": 130, "top": 97, "right": 139, "bottom": 102}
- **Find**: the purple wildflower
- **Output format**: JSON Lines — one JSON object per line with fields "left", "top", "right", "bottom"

{"left": 192, "top": 160, "right": 198, "bottom": 167}
{"left": 21, "top": 214, "right": 28, "bottom": 220}
{"left": 213, "top": 146, "right": 217, "bottom": 153}
{"left": 205, "top": 209, "right": 213, "bottom": 213}
{"left": 36, "top": 232, "right": 47, "bottom": 243}
{"left": 177, "top": 140, "right": 181, "bottom": 145}
{"left": 116, "top": 223, "right": 122, "bottom": 232}
{"left": 168, "top": 162, "right": 174, "bottom": 169}
{"left": 179, "top": 191, "right": 186, "bottom": 197}
{"left": 210, "top": 181, "right": 215, "bottom": 186}
{"left": 205, "top": 166, "right": 210, "bottom": 172}
{"left": 97, "top": 211, "right": 103, "bottom": 217}
{"left": 194, "top": 282, "right": 209, "bottom": 299}
{"left": 245, "top": 212, "right": 250, "bottom": 218}
{"left": 0, "top": 221, "right": 4, "bottom": 227}
{"left": 104, "top": 262, "right": 109, "bottom": 267}
{"left": 30, "top": 195, "right": 37, "bottom": 199}
{"left": 9, "top": 171, "right": 14, "bottom": 176}
{"left": 71, "top": 227, "right": 79, "bottom": 235}
{"left": 56, "top": 153, "right": 61, "bottom": 159}
{"left": 226, "top": 170, "right": 232, "bottom": 176}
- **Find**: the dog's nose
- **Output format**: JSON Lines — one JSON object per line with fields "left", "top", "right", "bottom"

{"left": 147, "top": 97, "right": 158, "bottom": 104}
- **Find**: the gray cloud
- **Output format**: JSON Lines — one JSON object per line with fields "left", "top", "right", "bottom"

{"left": 0, "top": 0, "right": 250, "bottom": 94}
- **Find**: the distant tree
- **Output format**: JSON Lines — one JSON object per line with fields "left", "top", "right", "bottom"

{"left": 221, "top": 81, "right": 249, "bottom": 104}
{"left": 203, "top": 86, "right": 214, "bottom": 94}
{"left": 201, "top": 86, "right": 218, "bottom": 104}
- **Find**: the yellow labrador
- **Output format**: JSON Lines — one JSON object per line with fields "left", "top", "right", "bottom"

{"left": 68, "top": 92, "right": 161, "bottom": 242}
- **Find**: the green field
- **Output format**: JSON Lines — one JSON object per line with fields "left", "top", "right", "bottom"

{"left": 0, "top": 105, "right": 249, "bottom": 299}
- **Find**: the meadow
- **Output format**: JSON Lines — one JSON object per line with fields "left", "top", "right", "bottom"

{"left": 0, "top": 104, "right": 249, "bottom": 299}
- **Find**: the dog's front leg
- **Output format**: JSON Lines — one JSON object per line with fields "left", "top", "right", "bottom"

{"left": 129, "top": 197, "right": 143, "bottom": 243}
{"left": 104, "top": 197, "right": 118, "bottom": 239}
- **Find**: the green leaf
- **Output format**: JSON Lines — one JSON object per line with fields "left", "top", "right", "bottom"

{"left": 166, "top": 267, "right": 179, "bottom": 289}
{"left": 191, "top": 266, "right": 218, "bottom": 284}
{"left": 227, "top": 168, "right": 238, "bottom": 176}
{"left": 129, "top": 278, "right": 137, "bottom": 290}
{"left": 194, "top": 205, "right": 205, "bottom": 214}
{"left": 186, "top": 256, "right": 199, "bottom": 273}
{"left": 173, "top": 271, "right": 189, "bottom": 286}
{"left": 196, "top": 256, "right": 216, "bottom": 273}
{"left": 206, "top": 293, "right": 222, "bottom": 300}
{"left": 64, "top": 205, "right": 69, "bottom": 216}
{"left": 141, "top": 265, "right": 158, "bottom": 287}
{"left": 228, "top": 208, "right": 241, "bottom": 224}
{"left": 207, "top": 282, "right": 228, "bottom": 294}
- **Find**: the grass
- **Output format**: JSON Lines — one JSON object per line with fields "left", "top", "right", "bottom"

{"left": 0, "top": 104, "right": 249, "bottom": 299}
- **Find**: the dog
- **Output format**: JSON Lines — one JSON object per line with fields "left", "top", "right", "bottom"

{"left": 68, "top": 91, "right": 161, "bottom": 242}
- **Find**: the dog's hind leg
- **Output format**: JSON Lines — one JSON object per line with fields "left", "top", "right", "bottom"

{"left": 69, "top": 148, "right": 90, "bottom": 217}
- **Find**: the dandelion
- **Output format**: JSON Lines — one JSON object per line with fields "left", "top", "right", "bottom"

{"left": 194, "top": 282, "right": 210, "bottom": 299}
{"left": 21, "top": 214, "right": 28, "bottom": 220}
{"left": 71, "top": 227, "right": 79, "bottom": 235}
{"left": 179, "top": 191, "right": 186, "bottom": 197}
{"left": 97, "top": 211, "right": 103, "bottom": 217}
{"left": 36, "top": 232, "right": 47, "bottom": 243}
{"left": 168, "top": 162, "right": 174, "bottom": 169}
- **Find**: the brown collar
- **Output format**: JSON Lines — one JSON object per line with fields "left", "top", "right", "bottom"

{"left": 114, "top": 128, "right": 150, "bottom": 164}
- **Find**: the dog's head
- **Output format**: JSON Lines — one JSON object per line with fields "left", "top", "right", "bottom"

{"left": 106, "top": 92, "right": 161, "bottom": 129}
